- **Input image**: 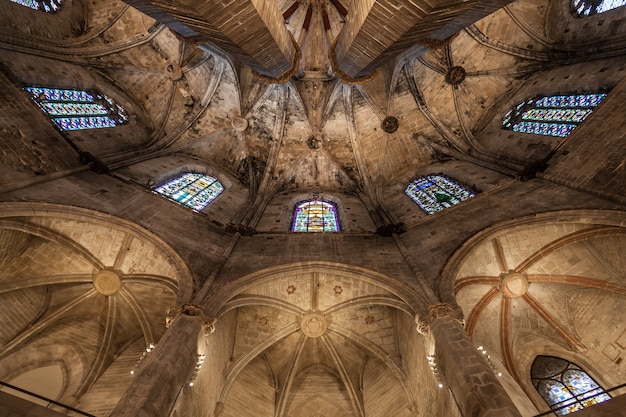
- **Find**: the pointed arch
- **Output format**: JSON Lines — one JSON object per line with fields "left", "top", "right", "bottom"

{"left": 531, "top": 355, "right": 610, "bottom": 415}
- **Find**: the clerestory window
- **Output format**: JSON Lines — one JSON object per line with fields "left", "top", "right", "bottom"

{"left": 571, "top": 0, "right": 626, "bottom": 16}
{"left": 25, "top": 86, "right": 128, "bottom": 131}
{"left": 291, "top": 200, "right": 340, "bottom": 232}
{"left": 501, "top": 93, "right": 606, "bottom": 137}
{"left": 10, "top": 0, "right": 62, "bottom": 12}
{"left": 405, "top": 174, "right": 475, "bottom": 215}
{"left": 154, "top": 173, "right": 224, "bottom": 211}
{"left": 531, "top": 355, "right": 611, "bottom": 415}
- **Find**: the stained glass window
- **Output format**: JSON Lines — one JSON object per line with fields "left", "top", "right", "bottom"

{"left": 502, "top": 93, "right": 606, "bottom": 137}
{"left": 531, "top": 356, "right": 610, "bottom": 415}
{"left": 10, "top": 0, "right": 62, "bottom": 12}
{"left": 292, "top": 200, "right": 340, "bottom": 232}
{"left": 25, "top": 86, "right": 128, "bottom": 131}
{"left": 571, "top": 0, "right": 626, "bottom": 16}
{"left": 154, "top": 173, "right": 224, "bottom": 211}
{"left": 405, "top": 175, "right": 475, "bottom": 215}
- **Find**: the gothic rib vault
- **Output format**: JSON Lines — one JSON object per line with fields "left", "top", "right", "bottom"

{"left": 0, "top": 1, "right": 626, "bottom": 417}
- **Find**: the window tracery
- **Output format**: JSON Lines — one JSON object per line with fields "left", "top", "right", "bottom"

{"left": 405, "top": 175, "right": 475, "bottom": 215}
{"left": 502, "top": 93, "right": 606, "bottom": 137}
{"left": 25, "top": 86, "right": 128, "bottom": 131}
{"left": 531, "top": 355, "right": 610, "bottom": 415}
{"left": 291, "top": 200, "right": 340, "bottom": 232}
{"left": 10, "top": 0, "right": 62, "bottom": 12}
{"left": 154, "top": 173, "right": 224, "bottom": 211}
{"left": 572, "top": 0, "right": 626, "bottom": 16}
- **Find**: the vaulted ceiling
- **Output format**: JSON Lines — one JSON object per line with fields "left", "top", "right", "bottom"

{"left": 1, "top": 0, "right": 626, "bottom": 416}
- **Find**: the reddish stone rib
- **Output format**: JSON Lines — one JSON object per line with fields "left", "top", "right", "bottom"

{"left": 302, "top": 5, "right": 313, "bottom": 30}
{"left": 466, "top": 286, "right": 500, "bottom": 339}
{"left": 528, "top": 274, "right": 626, "bottom": 296}
{"left": 500, "top": 296, "right": 521, "bottom": 382}
{"left": 282, "top": 1, "right": 300, "bottom": 20}
{"left": 516, "top": 226, "right": 622, "bottom": 273}
{"left": 522, "top": 292, "right": 587, "bottom": 353}
{"left": 454, "top": 276, "right": 499, "bottom": 295}
{"left": 330, "top": 0, "right": 348, "bottom": 17}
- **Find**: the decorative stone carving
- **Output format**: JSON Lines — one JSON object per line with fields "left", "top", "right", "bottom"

{"left": 214, "top": 402, "right": 224, "bottom": 417}
{"left": 166, "top": 304, "right": 217, "bottom": 336}
{"left": 307, "top": 135, "right": 321, "bottom": 149}
{"left": 231, "top": 117, "right": 248, "bottom": 132}
{"left": 381, "top": 116, "right": 399, "bottom": 133}
{"left": 499, "top": 270, "right": 529, "bottom": 298}
{"left": 415, "top": 314, "right": 430, "bottom": 336}
{"left": 166, "top": 61, "right": 183, "bottom": 81}
{"left": 301, "top": 312, "right": 327, "bottom": 338}
{"left": 445, "top": 66, "right": 466, "bottom": 86}
{"left": 92, "top": 268, "right": 122, "bottom": 296}
{"left": 428, "top": 303, "right": 464, "bottom": 325}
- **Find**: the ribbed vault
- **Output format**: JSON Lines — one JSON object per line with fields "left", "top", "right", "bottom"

{"left": 216, "top": 269, "right": 418, "bottom": 417}
{"left": 0, "top": 203, "right": 190, "bottom": 416}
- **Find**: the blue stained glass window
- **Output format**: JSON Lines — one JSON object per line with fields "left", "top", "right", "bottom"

{"left": 405, "top": 175, "right": 475, "bottom": 215}
{"left": 502, "top": 93, "right": 606, "bottom": 137}
{"left": 154, "top": 173, "right": 224, "bottom": 211}
{"left": 571, "top": 0, "right": 626, "bottom": 16}
{"left": 531, "top": 356, "right": 610, "bottom": 415}
{"left": 25, "top": 87, "right": 128, "bottom": 131}
{"left": 292, "top": 200, "right": 340, "bottom": 232}
{"left": 10, "top": 0, "right": 62, "bottom": 12}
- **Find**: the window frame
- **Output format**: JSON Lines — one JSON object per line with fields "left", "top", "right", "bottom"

{"left": 291, "top": 199, "right": 340, "bottom": 233}
{"left": 24, "top": 85, "right": 129, "bottom": 131}
{"left": 501, "top": 93, "right": 607, "bottom": 137}
{"left": 153, "top": 172, "right": 224, "bottom": 212}
{"left": 10, "top": 0, "right": 62, "bottom": 12}
{"left": 571, "top": 0, "right": 626, "bottom": 17}
{"left": 531, "top": 355, "right": 611, "bottom": 415}
{"left": 404, "top": 174, "right": 475, "bottom": 215}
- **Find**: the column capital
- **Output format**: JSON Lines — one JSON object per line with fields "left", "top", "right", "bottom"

{"left": 166, "top": 304, "right": 217, "bottom": 336}
{"left": 428, "top": 302, "right": 464, "bottom": 325}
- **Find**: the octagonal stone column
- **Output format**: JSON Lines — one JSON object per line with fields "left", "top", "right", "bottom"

{"left": 426, "top": 303, "right": 522, "bottom": 417}
{"left": 110, "top": 305, "right": 215, "bottom": 417}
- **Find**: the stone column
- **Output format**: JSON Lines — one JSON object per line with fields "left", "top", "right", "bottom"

{"left": 110, "top": 305, "right": 215, "bottom": 417}
{"left": 426, "top": 303, "right": 522, "bottom": 417}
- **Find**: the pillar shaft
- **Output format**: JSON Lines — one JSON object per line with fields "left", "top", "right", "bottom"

{"left": 334, "top": 0, "right": 514, "bottom": 78}
{"left": 110, "top": 315, "right": 202, "bottom": 417}
{"left": 123, "top": 0, "right": 296, "bottom": 78}
{"left": 430, "top": 315, "right": 522, "bottom": 417}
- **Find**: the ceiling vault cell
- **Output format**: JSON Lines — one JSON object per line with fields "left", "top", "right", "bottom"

{"left": 274, "top": 333, "right": 307, "bottom": 417}
{"left": 0, "top": 289, "right": 99, "bottom": 359}
{"left": 76, "top": 296, "right": 118, "bottom": 397}
{"left": 319, "top": 334, "right": 365, "bottom": 417}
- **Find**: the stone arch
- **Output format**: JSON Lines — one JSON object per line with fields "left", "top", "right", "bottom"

{"left": 206, "top": 261, "right": 425, "bottom": 316}
{"left": 439, "top": 208, "right": 626, "bottom": 414}
{"left": 438, "top": 209, "right": 626, "bottom": 305}
{"left": 206, "top": 261, "right": 423, "bottom": 417}
{"left": 0, "top": 201, "right": 194, "bottom": 302}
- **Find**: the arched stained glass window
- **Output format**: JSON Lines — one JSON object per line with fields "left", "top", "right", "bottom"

{"left": 502, "top": 93, "right": 606, "bottom": 137}
{"left": 292, "top": 200, "right": 340, "bottom": 232}
{"left": 154, "top": 173, "right": 224, "bottom": 211}
{"left": 572, "top": 0, "right": 626, "bottom": 16}
{"left": 10, "top": 0, "right": 62, "bottom": 12}
{"left": 405, "top": 175, "right": 475, "bottom": 215}
{"left": 531, "top": 356, "right": 610, "bottom": 415}
{"left": 25, "top": 86, "right": 128, "bottom": 131}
